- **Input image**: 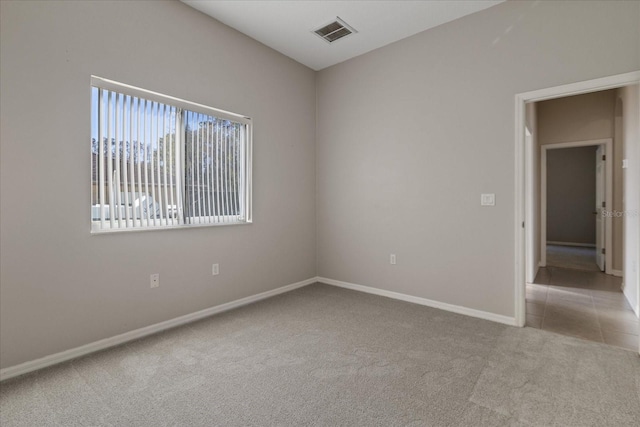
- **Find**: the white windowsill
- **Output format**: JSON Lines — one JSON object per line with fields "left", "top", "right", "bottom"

{"left": 91, "top": 217, "right": 251, "bottom": 234}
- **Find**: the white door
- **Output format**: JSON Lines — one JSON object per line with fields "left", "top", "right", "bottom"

{"left": 595, "top": 145, "right": 605, "bottom": 271}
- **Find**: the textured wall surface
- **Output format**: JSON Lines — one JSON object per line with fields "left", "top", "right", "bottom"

{"left": 316, "top": 0, "right": 639, "bottom": 316}
{"left": 0, "top": 0, "right": 317, "bottom": 368}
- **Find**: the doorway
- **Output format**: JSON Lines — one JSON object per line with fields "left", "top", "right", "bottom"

{"left": 514, "top": 72, "right": 640, "bottom": 353}
{"left": 540, "top": 139, "right": 612, "bottom": 273}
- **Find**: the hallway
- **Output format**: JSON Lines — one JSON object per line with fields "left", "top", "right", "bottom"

{"left": 526, "top": 267, "right": 638, "bottom": 351}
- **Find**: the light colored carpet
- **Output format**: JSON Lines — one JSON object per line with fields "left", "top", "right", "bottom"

{"left": 546, "top": 244, "right": 600, "bottom": 272}
{"left": 1, "top": 283, "right": 639, "bottom": 426}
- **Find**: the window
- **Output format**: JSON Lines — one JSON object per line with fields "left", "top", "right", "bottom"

{"left": 90, "top": 77, "right": 252, "bottom": 233}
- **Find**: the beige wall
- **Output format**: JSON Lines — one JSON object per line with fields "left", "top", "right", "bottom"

{"left": 537, "top": 90, "right": 622, "bottom": 270}
{"left": 2, "top": 0, "right": 639, "bottom": 371}
{"left": 316, "top": 0, "right": 639, "bottom": 316}
{"left": 618, "top": 85, "right": 640, "bottom": 314}
{"left": 537, "top": 91, "right": 616, "bottom": 144}
{"left": 0, "top": 0, "right": 317, "bottom": 368}
{"left": 546, "top": 146, "right": 597, "bottom": 245}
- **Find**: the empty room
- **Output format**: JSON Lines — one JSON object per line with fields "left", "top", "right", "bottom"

{"left": 1, "top": 1, "right": 639, "bottom": 426}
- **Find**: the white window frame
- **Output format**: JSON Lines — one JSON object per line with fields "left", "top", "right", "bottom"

{"left": 90, "top": 76, "right": 252, "bottom": 233}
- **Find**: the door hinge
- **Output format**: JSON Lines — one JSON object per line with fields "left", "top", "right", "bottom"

{"left": 602, "top": 201, "right": 606, "bottom": 208}
{"left": 601, "top": 248, "right": 605, "bottom": 255}
{"left": 522, "top": 221, "right": 525, "bottom": 228}
{"left": 602, "top": 155, "right": 606, "bottom": 161}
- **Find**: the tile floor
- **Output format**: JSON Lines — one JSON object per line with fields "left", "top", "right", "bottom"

{"left": 526, "top": 266, "right": 639, "bottom": 351}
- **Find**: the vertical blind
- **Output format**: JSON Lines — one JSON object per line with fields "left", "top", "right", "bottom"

{"left": 91, "top": 78, "right": 252, "bottom": 232}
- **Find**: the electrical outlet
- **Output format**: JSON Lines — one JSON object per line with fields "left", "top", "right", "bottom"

{"left": 150, "top": 273, "right": 160, "bottom": 288}
{"left": 390, "top": 254, "right": 397, "bottom": 265}
{"left": 212, "top": 263, "right": 219, "bottom": 276}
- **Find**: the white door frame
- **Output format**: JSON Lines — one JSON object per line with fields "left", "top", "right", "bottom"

{"left": 514, "top": 70, "right": 640, "bottom": 329}
{"left": 524, "top": 126, "right": 536, "bottom": 283}
{"left": 540, "top": 139, "right": 613, "bottom": 274}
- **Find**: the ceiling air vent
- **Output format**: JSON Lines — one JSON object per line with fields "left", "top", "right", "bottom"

{"left": 313, "top": 17, "right": 357, "bottom": 43}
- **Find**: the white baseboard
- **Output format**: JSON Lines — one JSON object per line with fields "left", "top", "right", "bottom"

{"left": 546, "top": 241, "right": 596, "bottom": 248}
{"left": 531, "top": 264, "right": 540, "bottom": 283}
{"left": 317, "top": 277, "right": 517, "bottom": 327}
{"left": 611, "top": 269, "right": 623, "bottom": 278}
{"left": 0, "top": 277, "right": 316, "bottom": 382}
{"left": 622, "top": 286, "right": 640, "bottom": 318}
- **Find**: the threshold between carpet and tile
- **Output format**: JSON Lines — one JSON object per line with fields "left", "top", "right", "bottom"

{"left": 1, "top": 283, "right": 638, "bottom": 426}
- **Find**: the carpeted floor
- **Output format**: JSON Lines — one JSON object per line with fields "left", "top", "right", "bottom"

{"left": 1, "top": 283, "right": 639, "bottom": 426}
{"left": 546, "top": 244, "right": 600, "bottom": 272}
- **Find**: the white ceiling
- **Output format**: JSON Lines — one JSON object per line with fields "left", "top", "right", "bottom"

{"left": 182, "top": 1, "right": 504, "bottom": 71}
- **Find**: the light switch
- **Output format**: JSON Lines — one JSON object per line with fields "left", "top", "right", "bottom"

{"left": 481, "top": 193, "right": 495, "bottom": 206}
